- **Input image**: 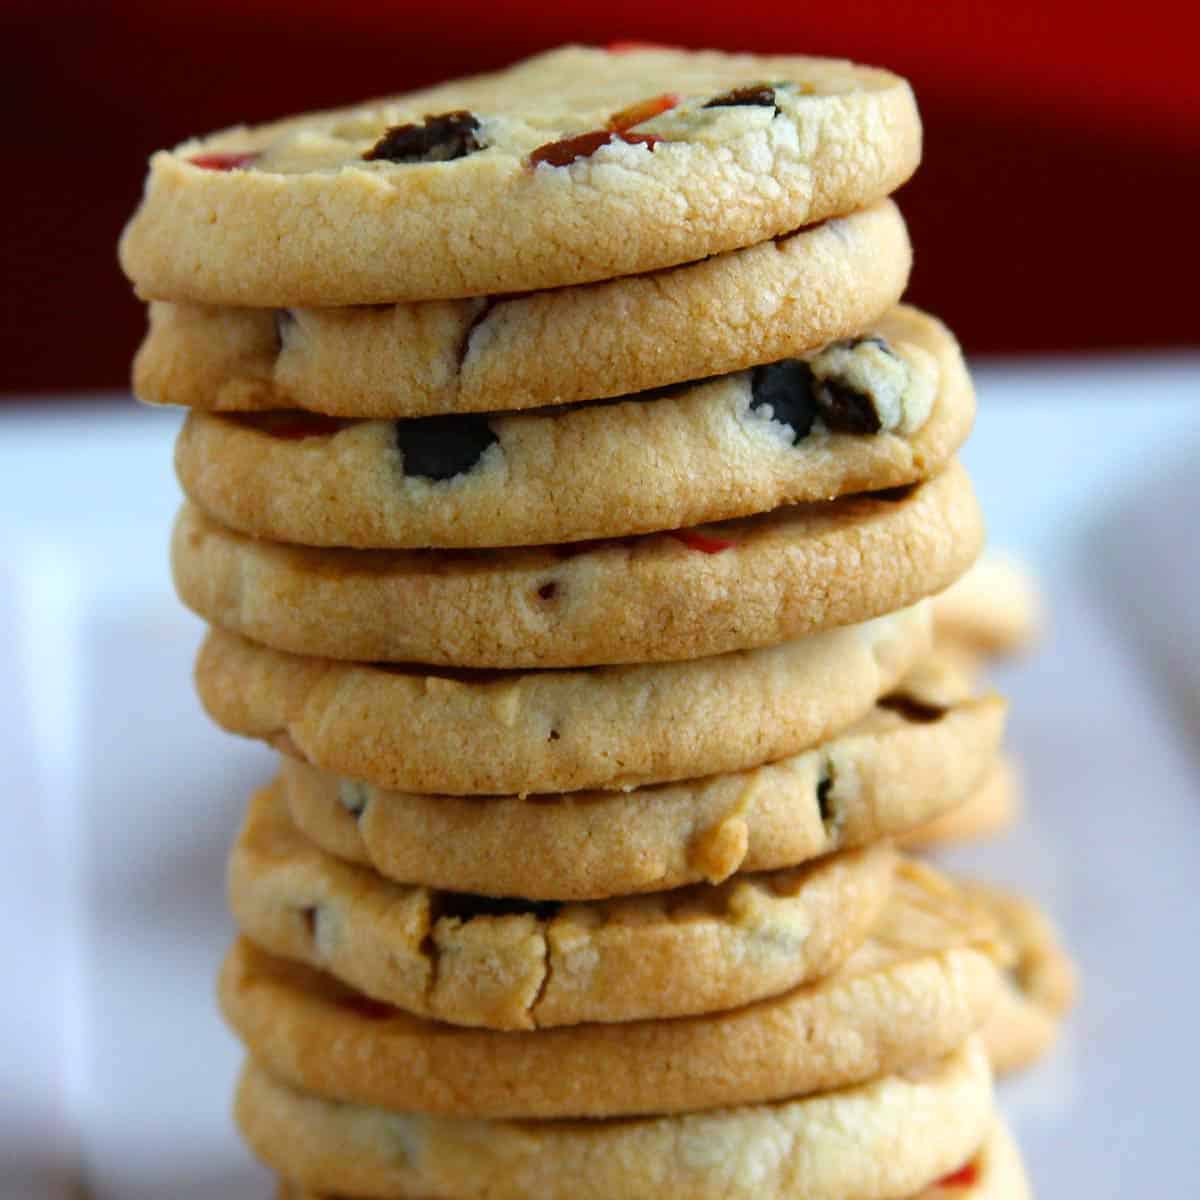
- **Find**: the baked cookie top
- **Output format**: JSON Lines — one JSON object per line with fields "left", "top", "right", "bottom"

{"left": 219, "top": 861, "right": 1000, "bottom": 1119}
{"left": 119, "top": 46, "right": 921, "bottom": 305}
{"left": 249, "top": 1038, "right": 993, "bottom": 1200}
{"left": 174, "top": 305, "right": 971, "bottom": 549}
{"left": 230, "top": 782, "right": 895, "bottom": 1030}
{"left": 134, "top": 200, "right": 910, "bottom": 419}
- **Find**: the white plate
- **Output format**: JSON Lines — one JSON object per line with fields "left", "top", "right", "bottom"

{"left": 2, "top": 363, "right": 1199, "bottom": 1198}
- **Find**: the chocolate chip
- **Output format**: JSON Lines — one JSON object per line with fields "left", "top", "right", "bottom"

{"left": 274, "top": 308, "right": 294, "bottom": 351}
{"left": 537, "top": 581, "right": 559, "bottom": 601}
{"left": 394, "top": 414, "right": 497, "bottom": 481}
{"left": 879, "top": 695, "right": 948, "bottom": 724}
{"left": 363, "top": 111, "right": 482, "bottom": 163}
{"left": 436, "top": 893, "right": 562, "bottom": 923}
{"left": 815, "top": 379, "right": 883, "bottom": 434}
{"left": 750, "top": 360, "right": 818, "bottom": 443}
{"left": 817, "top": 773, "right": 835, "bottom": 826}
{"left": 704, "top": 84, "right": 779, "bottom": 112}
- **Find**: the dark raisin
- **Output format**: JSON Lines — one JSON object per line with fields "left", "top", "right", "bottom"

{"left": 537, "top": 582, "right": 559, "bottom": 601}
{"left": 704, "top": 84, "right": 779, "bottom": 112}
{"left": 528, "top": 129, "right": 660, "bottom": 168}
{"left": 817, "top": 773, "right": 834, "bottom": 826}
{"left": 547, "top": 729, "right": 561, "bottom": 742}
{"left": 814, "top": 379, "right": 882, "bottom": 434}
{"left": 363, "top": 111, "right": 481, "bottom": 163}
{"left": 274, "top": 308, "right": 294, "bottom": 351}
{"left": 750, "top": 360, "right": 818, "bottom": 443}
{"left": 436, "top": 893, "right": 561, "bottom": 922}
{"left": 394, "top": 414, "right": 497, "bottom": 481}
{"left": 871, "top": 483, "right": 918, "bottom": 504}
{"left": 878, "top": 695, "right": 948, "bottom": 724}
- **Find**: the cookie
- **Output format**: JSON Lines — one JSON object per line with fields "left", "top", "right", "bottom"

{"left": 135, "top": 200, "right": 910, "bottom": 419}
{"left": 218, "top": 860, "right": 999, "bottom": 1119}
{"left": 174, "top": 306, "right": 971, "bottom": 549}
{"left": 902, "top": 757, "right": 1020, "bottom": 849}
{"left": 173, "top": 459, "right": 981, "bottom": 668}
{"left": 967, "top": 881, "right": 1077, "bottom": 1074}
{"left": 230, "top": 783, "right": 896, "bottom": 1030}
{"left": 196, "top": 604, "right": 931, "bottom": 796}
{"left": 271, "top": 1116, "right": 1027, "bottom": 1200}
{"left": 119, "top": 46, "right": 921, "bottom": 306}
{"left": 280, "top": 677, "right": 1006, "bottom": 899}
{"left": 249, "top": 1038, "right": 991, "bottom": 1200}
{"left": 932, "top": 552, "right": 1042, "bottom": 661}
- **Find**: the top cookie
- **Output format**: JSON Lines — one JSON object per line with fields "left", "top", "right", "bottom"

{"left": 118, "top": 46, "right": 921, "bottom": 305}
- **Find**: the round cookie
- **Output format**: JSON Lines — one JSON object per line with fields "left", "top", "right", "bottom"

{"left": 967, "top": 881, "right": 1077, "bottom": 1074}
{"left": 902, "top": 757, "right": 1020, "bottom": 849}
{"left": 253, "top": 1038, "right": 990, "bottom": 1200}
{"left": 281, "top": 679, "right": 1007, "bottom": 900}
{"left": 173, "top": 458, "right": 982, "bottom": 668}
{"left": 174, "top": 306, "right": 972, "bottom": 549}
{"left": 230, "top": 782, "right": 896, "bottom": 1030}
{"left": 136, "top": 200, "right": 910, "bottom": 419}
{"left": 932, "top": 551, "right": 1042, "bottom": 661}
{"left": 271, "top": 1117, "right": 1027, "bottom": 1200}
{"left": 218, "top": 860, "right": 999, "bottom": 1119}
{"left": 250, "top": 1038, "right": 991, "bottom": 1200}
{"left": 195, "top": 604, "right": 931, "bottom": 796}
{"left": 119, "top": 46, "right": 921, "bottom": 306}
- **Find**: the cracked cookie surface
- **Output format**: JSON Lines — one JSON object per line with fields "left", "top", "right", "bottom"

{"left": 119, "top": 46, "right": 920, "bottom": 305}
{"left": 195, "top": 604, "right": 931, "bottom": 796}
{"left": 230, "top": 783, "right": 895, "bottom": 1030}
{"left": 136, "top": 201, "right": 909, "bottom": 419}
{"left": 174, "top": 306, "right": 969, "bottom": 549}
{"left": 219, "top": 860, "right": 999, "bottom": 1119}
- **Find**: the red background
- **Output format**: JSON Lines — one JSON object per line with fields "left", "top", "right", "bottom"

{"left": 3, "top": 1, "right": 1198, "bottom": 395}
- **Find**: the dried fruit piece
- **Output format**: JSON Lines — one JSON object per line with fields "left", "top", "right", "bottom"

{"left": 671, "top": 530, "right": 736, "bottom": 554}
{"left": 815, "top": 379, "right": 885, "bottom": 434}
{"left": 605, "top": 39, "right": 669, "bottom": 52}
{"left": 364, "top": 111, "right": 481, "bottom": 163}
{"left": 704, "top": 84, "right": 780, "bottom": 111}
{"left": 529, "top": 129, "right": 661, "bottom": 168}
{"left": 750, "top": 360, "right": 818, "bottom": 443}
{"left": 607, "top": 93, "right": 680, "bottom": 131}
{"left": 394, "top": 414, "right": 497, "bottom": 481}
{"left": 187, "top": 152, "right": 258, "bottom": 171}
{"left": 935, "top": 1161, "right": 980, "bottom": 1188}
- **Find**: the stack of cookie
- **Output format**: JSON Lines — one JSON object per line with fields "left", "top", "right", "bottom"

{"left": 916, "top": 555, "right": 1077, "bottom": 1075}
{"left": 121, "top": 45, "right": 1045, "bottom": 1199}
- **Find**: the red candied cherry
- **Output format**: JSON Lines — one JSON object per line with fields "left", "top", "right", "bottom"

{"left": 605, "top": 40, "right": 672, "bottom": 52}
{"left": 187, "top": 151, "right": 258, "bottom": 171}
{"left": 607, "top": 92, "right": 680, "bottom": 132}
{"left": 671, "top": 529, "right": 736, "bottom": 554}
{"left": 935, "top": 1161, "right": 980, "bottom": 1188}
